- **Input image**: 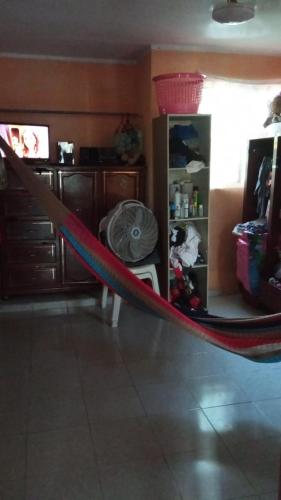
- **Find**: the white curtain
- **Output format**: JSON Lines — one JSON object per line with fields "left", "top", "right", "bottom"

{"left": 199, "top": 78, "right": 281, "bottom": 188}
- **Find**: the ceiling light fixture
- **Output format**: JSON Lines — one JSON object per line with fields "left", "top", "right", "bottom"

{"left": 212, "top": 0, "right": 255, "bottom": 24}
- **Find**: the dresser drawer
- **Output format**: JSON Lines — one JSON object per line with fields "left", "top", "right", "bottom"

{"left": 7, "top": 266, "right": 58, "bottom": 288}
{"left": 34, "top": 170, "right": 55, "bottom": 190}
{"left": 7, "top": 169, "right": 26, "bottom": 190}
{"left": 6, "top": 221, "right": 55, "bottom": 240}
{"left": 7, "top": 243, "right": 57, "bottom": 264}
{"left": 3, "top": 194, "right": 45, "bottom": 217}
{"left": 7, "top": 168, "right": 54, "bottom": 191}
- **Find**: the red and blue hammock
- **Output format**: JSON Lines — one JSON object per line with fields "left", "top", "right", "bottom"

{"left": 1, "top": 136, "right": 281, "bottom": 363}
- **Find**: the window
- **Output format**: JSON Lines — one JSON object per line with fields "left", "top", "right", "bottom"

{"left": 199, "top": 78, "right": 281, "bottom": 188}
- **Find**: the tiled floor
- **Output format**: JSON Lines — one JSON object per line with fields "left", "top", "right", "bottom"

{"left": 0, "top": 292, "right": 280, "bottom": 500}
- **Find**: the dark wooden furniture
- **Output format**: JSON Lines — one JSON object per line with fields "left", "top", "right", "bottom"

{"left": 242, "top": 136, "right": 281, "bottom": 312}
{"left": 0, "top": 163, "right": 145, "bottom": 297}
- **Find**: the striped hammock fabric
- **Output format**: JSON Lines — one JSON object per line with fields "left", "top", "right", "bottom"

{"left": 1, "top": 136, "right": 281, "bottom": 363}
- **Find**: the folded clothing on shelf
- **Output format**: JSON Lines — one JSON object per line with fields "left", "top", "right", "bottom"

{"left": 232, "top": 219, "right": 268, "bottom": 237}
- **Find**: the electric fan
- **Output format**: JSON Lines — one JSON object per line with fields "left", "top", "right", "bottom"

{"left": 99, "top": 200, "right": 158, "bottom": 263}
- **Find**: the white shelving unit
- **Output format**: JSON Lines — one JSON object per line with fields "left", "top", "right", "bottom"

{"left": 153, "top": 114, "right": 211, "bottom": 308}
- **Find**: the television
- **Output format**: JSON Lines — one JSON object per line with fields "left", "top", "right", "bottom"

{"left": 0, "top": 123, "right": 49, "bottom": 162}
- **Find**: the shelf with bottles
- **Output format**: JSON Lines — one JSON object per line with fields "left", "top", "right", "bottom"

{"left": 169, "top": 169, "right": 209, "bottom": 222}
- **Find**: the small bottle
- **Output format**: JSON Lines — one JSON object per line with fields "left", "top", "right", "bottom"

{"left": 184, "top": 196, "right": 189, "bottom": 218}
{"left": 174, "top": 187, "right": 181, "bottom": 207}
{"left": 180, "top": 201, "right": 185, "bottom": 219}
{"left": 170, "top": 201, "right": 176, "bottom": 219}
{"left": 175, "top": 204, "right": 181, "bottom": 218}
{"left": 189, "top": 200, "right": 193, "bottom": 217}
{"left": 192, "top": 186, "right": 199, "bottom": 217}
{"left": 198, "top": 204, "right": 204, "bottom": 217}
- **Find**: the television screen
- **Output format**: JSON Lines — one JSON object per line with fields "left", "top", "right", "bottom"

{"left": 0, "top": 123, "right": 49, "bottom": 161}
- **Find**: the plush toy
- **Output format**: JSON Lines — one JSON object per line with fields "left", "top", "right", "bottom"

{"left": 264, "top": 93, "right": 281, "bottom": 128}
{"left": 270, "top": 94, "right": 281, "bottom": 116}
{"left": 114, "top": 118, "right": 144, "bottom": 165}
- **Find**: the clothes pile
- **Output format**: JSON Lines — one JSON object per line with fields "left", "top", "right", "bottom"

{"left": 169, "top": 123, "right": 206, "bottom": 173}
{"left": 170, "top": 223, "right": 202, "bottom": 269}
{"left": 232, "top": 219, "right": 268, "bottom": 237}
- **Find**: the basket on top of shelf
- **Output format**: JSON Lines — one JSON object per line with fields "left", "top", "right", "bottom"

{"left": 153, "top": 73, "right": 206, "bottom": 115}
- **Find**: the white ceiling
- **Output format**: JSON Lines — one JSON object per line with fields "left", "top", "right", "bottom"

{"left": 1, "top": 0, "right": 281, "bottom": 62}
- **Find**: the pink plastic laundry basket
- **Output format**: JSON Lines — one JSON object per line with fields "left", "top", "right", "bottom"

{"left": 153, "top": 72, "right": 205, "bottom": 115}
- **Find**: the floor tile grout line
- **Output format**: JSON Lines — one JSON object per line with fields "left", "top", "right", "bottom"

{"left": 118, "top": 344, "right": 185, "bottom": 500}
{"left": 97, "top": 319, "right": 185, "bottom": 497}
{"left": 71, "top": 317, "right": 106, "bottom": 500}
{"left": 23, "top": 307, "right": 36, "bottom": 500}
{"left": 200, "top": 406, "right": 258, "bottom": 496}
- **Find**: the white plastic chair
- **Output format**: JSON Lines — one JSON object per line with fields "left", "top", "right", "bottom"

{"left": 101, "top": 264, "right": 160, "bottom": 327}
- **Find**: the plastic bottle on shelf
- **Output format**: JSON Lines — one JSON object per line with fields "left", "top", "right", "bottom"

{"left": 170, "top": 201, "right": 176, "bottom": 219}
{"left": 180, "top": 200, "right": 185, "bottom": 219}
{"left": 174, "top": 187, "right": 181, "bottom": 207}
{"left": 199, "top": 204, "right": 204, "bottom": 217}
{"left": 175, "top": 204, "right": 181, "bottom": 218}
{"left": 184, "top": 196, "right": 189, "bottom": 218}
{"left": 192, "top": 186, "right": 199, "bottom": 217}
{"left": 189, "top": 198, "right": 193, "bottom": 217}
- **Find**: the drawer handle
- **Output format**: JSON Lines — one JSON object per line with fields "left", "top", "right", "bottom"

{"left": 34, "top": 168, "right": 50, "bottom": 174}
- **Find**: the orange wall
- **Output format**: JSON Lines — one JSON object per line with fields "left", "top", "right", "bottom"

{"left": 0, "top": 57, "right": 141, "bottom": 163}
{"left": 151, "top": 50, "right": 281, "bottom": 79}
{"left": 136, "top": 51, "right": 153, "bottom": 205}
{"left": 209, "top": 188, "right": 244, "bottom": 293}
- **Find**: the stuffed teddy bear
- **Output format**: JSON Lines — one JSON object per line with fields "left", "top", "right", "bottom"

{"left": 264, "top": 93, "right": 281, "bottom": 128}
{"left": 114, "top": 119, "right": 144, "bottom": 165}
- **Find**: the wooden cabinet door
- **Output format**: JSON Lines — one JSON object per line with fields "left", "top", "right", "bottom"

{"left": 58, "top": 170, "right": 99, "bottom": 285}
{"left": 101, "top": 169, "right": 144, "bottom": 219}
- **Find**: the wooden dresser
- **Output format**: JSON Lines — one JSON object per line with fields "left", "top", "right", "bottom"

{"left": 0, "top": 163, "right": 145, "bottom": 297}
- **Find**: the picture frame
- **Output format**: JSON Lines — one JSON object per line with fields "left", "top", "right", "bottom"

{"left": 57, "top": 141, "right": 75, "bottom": 165}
